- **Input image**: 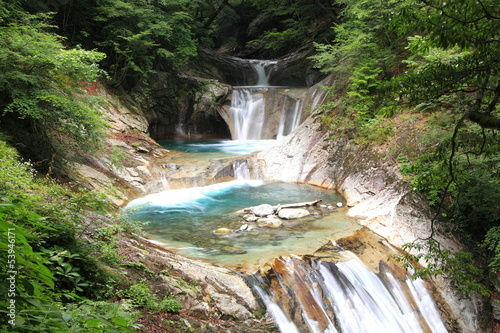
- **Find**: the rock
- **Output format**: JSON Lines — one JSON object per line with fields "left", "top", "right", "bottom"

{"left": 136, "top": 146, "right": 149, "bottom": 154}
{"left": 214, "top": 228, "right": 232, "bottom": 235}
{"left": 257, "top": 217, "right": 283, "bottom": 228}
{"left": 239, "top": 224, "right": 249, "bottom": 231}
{"left": 278, "top": 208, "right": 311, "bottom": 220}
{"left": 250, "top": 204, "right": 275, "bottom": 217}
{"left": 245, "top": 216, "right": 259, "bottom": 222}
{"left": 221, "top": 245, "right": 246, "bottom": 254}
{"left": 336, "top": 202, "right": 343, "bottom": 208}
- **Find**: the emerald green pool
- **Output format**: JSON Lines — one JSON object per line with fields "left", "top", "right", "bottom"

{"left": 126, "top": 180, "right": 361, "bottom": 271}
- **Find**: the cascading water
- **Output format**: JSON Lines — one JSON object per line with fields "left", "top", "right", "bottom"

{"left": 250, "top": 60, "right": 276, "bottom": 87}
{"left": 276, "top": 98, "right": 304, "bottom": 140}
{"left": 224, "top": 59, "right": 308, "bottom": 140}
{"left": 249, "top": 249, "right": 449, "bottom": 333}
{"left": 231, "top": 89, "right": 266, "bottom": 140}
{"left": 128, "top": 56, "right": 455, "bottom": 332}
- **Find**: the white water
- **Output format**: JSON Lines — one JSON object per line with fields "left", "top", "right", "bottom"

{"left": 231, "top": 89, "right": 266, "bottom": 140}
{"left": 126, "top": 178, "right": 264, "bottom": 209}
{"left": 252, "top": 252, "right": 448, "bottom": 333}
{"left": 250, "top": 60, "right": 277, "bottom": 87}
{"left": 227, "top": 59, "right": 306, "bottom": 140}
{"left": 276, "top": 98, "right": 304, "bottom": 140}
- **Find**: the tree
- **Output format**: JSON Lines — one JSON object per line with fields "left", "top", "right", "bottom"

{"left": 311, "top": 0, "right": 500, "bottom": 294}
{"left": 392, "top": 0, "right": 500, "bottom": 129}
{"left": 389, "top": 0, "right": 500, "bottom": 295}
{"left": 0, "top": 1, "right": 107, "bottom": 172}
{"left": 247, "top": 0, "right": 339, "bottom": 55}
{"left": 310, "top": 0, "right": 403, "bottom": 129}
{"left": 89, "top": 0, "right": 198, "bottom": 87}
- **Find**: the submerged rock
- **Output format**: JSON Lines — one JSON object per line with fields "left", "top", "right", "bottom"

{"left": 214, "top": 228, "right": 232, "bottom": 235}
{"left": 221, "top": 245, "right": 247, "bottom": 254}
{"left": 257, "top": 217, "right": 283, "bottom": 229}
{"left": 278, "top": 208, "right": 310, "bottom": 220}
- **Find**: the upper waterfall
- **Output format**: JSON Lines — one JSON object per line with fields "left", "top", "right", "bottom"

{"left": 250, "top": 60, "right": 277, "bottom": 87}
{"left": 218, "top": 58, "right": 317, "bottom": 141}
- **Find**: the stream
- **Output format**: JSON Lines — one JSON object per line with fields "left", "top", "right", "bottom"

{"left": 125, "top": 59, "right": 450, "bottom": 332}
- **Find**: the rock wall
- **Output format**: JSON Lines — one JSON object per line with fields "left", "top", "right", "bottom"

{"left": 257, "top": 113, "right": 490, "bottom": 333}
{"left": 132, "top": 72, "right": 231, "bottom": 139}
{"left": 65, "top": 83, "right": 242, "bottom": 206}
{"left": 183, "top": 48, "right": 326, "bottom": 87}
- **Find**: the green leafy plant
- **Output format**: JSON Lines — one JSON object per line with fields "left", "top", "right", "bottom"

{"left": 392, "top": 240, "right": 491, "bottom": 297}
{"left": 0, "top": 139, "right": 139, "bottom": 331}
{"left": 118, "top": 281, "right": 181, "bottom": 312}
{"left": 0, "top": 3, "right": 107, "bottom": 171}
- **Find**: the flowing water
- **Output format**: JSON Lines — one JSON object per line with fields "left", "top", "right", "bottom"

{"left": 225, "top": 59, "right": 309, "bottom": 140}
{"left": 250, "top": 252, "right": 448, "bottom": 333}
{"left": 127, "top": 59, "right": 449, "bottom": 332}
{"left": 157, "top": 137, "right": 278, "bottom": 156}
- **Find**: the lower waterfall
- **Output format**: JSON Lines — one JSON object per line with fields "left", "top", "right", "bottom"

{"left": 249, "top": 250, "right": 448, "bottom": 333}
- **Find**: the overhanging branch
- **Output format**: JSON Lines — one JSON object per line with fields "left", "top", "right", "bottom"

{"left": 466, "top": 112, "right": 500, "bottom": 129}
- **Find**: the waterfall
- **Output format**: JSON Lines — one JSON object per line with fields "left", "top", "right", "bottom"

{"left": 223, "top": 59, "right": 308, "bottom": 140}
{"left": 231, "top": 89, "right": 266, "bottom": 140}
{"left": 250, "top": 60, "right": 277, "bottom": 87}
{"left": 277, "top": 98, "right": 304, "bottom": 140}
{"left": 249, "top": 251, "right": 448, "bottom": 333}
{"left": 233, "top": 160, "right": 251, "bottom": 180}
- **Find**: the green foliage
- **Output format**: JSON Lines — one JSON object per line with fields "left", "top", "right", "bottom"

{"left": 485, "top": 227, "right": 500, "bottom": 272}
{"left": 159, "top": 298, "right": 182, "bottom": 313}
{"left": 118, "top": 281, "right": 181, "bottom": 312}
{"left": 92, "top": 0, "right": 197, "bottom": 86}
{"left": 390, "top": 0, "right": 500, "bottom": 123}
{"left": 0, "top": 3, "right": 107, "bottom": 170}
{"left": 60, "top": 300, "right": 140, "bottom": 332}
{"left": 392, "top": 240, "right": 491, "bottom": 297}
{"left": 247, "top": 0, "right": 336, "bottom": 54}
{"left": 110, "top": 146, "right": 127, "bottom": 170}
{"left": 357, "top": 116, "right": 394, "bottom": 144}
{"left": 0, "top": 139, "right": 138, "bottom": 331}
{"left": 311, "top": 0, "right": 401, "bottom": 126}
{"left": 161, "top": 270, "right": 198, "bottom": 293}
